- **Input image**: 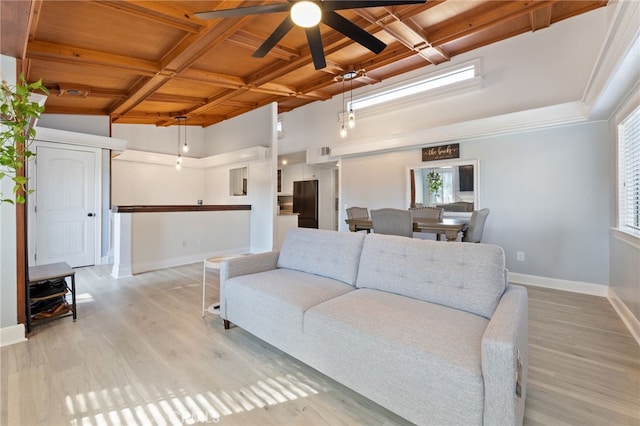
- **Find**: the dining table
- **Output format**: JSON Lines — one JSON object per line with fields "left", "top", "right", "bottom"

{"left": 345, "top": 217, "right": 469, "bottom": 241}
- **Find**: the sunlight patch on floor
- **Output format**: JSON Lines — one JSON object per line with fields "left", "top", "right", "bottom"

{"left": 66, "top": 373, "right": 322, "bottom": 425}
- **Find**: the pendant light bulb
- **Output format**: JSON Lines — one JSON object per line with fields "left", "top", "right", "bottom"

{"left": 340, "top": 124, "right": 347, "bottom": 138}
{"left": 176, "top": 156, "right": 182, "bottom": 170}
{"left": 348, "top": 109, "right": 355, "bottom": 130}
{"left": 182, "top": 142, "right": 189, "bottom": 153}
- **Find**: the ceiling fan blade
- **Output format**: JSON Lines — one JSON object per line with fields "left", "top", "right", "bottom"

{"left": 253, "top": 17, "right": 295, "bottom": 58}
{"left": 305, "top": 26, "right": 327, "bottom": 70}
{"left": 195, "top": 3, "right": 291, "bottom": 20}
{"left": 323, "top": 0, "right": 427, "bottom": 12}
{"left": 323, "top": 11, "right": 386, "bottom": 54}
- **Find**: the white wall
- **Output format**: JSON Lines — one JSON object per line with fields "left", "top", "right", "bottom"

{"left": 340, "top": 121, "right": 610, "bottom": 286}
{"left": 203, "top": 106, "right": 274, "bottom": 156}
{"left": 0, "top": 55, "right": 18, "bottom": 331}
{"left": 111, "top": 161, "right": 205, "bottom": 206}
{"left": 111, "top": 103, "right": 279, "bottom": 254}
{"left": 113, "top": 124, "right": 208, "bottom": 158}
{"left": 37, "top": 114, "right": 110, "bottom": 138}
{"left": 131, "top": 210, "right": 251, "bottom": 274}
{"left": 278, "top": 7, "right": 608, "bottom": 154}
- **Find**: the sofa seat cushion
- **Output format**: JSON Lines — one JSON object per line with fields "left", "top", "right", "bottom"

{"left": 356, "top": 234, "right": 507, "bottom": 319}
{"left": 302, "top": 289, "right": 489, "bottom": 425}
{"left": 224, "top": 268, "right": 354, "bottom": 353}
{"left": 277, "top": 228, "right": 366, "bottom": 285}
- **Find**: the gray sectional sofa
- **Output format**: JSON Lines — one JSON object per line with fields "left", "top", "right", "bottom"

{"left": 220, "top": 228, "right": 528, "bottom": 425}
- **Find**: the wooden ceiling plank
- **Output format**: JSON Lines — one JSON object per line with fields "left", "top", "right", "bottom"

{"left": 178, "top": 69, "right": 246, "bottom": 88}
{"left": 41, "top": 105, "right": 109, "bottom": 115}
{"left": 146, "top": 93, "right": 207, "bottom": 104}
{"left": 46, "top": 85, "right": 127, "bottom": 100}
{"left": 27, "top": 0, "right": 43, "bottom": 44}
{"left": 227, "top": 30, "right": 299, "bottom": 61}
{"left": 95, "top": 1, "right": 201, "bottom": 33}
{"left": 27, "top": 40, "right": 158, "bottom": 74}
{"left": 353, "top": 8, "right": 435, "bottom": 65}
{"left": 189, "top": 88, "right": 249, "bottom": 116}
{"left": 159, "top": 15, "right": 255, "bottom": 74}
{"left": 0, "top": 0, "right": 31, "bottom": 59}
{"left": 428, "top": 0, "right": 559, "bottom": 46}
{"left": 109, "top": 74, "right": 173, "bottom": 115}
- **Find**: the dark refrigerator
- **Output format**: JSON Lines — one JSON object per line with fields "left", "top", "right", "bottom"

{"left": 293, "top": 180, "right": 318, "bottom": 228}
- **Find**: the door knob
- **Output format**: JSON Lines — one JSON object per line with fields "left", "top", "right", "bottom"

{"left": 88, "top": 212, "right": 95, "bottom": 217}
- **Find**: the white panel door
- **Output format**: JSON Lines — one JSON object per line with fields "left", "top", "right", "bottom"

{"left": 36, "top": 146, "right": 97, "bottom": 267}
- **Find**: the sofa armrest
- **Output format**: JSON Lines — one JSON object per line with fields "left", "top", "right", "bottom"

{"left": 481, "top": 284, "right": 528, "bottom": 426}
{"left": 220, "top": 251, "right": 280, "bottom": 282}
{"left": 219, "top": 251, "right": 280, "bottom": 320}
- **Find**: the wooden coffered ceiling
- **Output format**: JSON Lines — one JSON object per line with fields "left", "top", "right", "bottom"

{"left": 1, "top": 0, "right": 607, "bottom": 128}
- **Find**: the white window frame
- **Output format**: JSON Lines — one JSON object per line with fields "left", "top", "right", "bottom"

{"left": 348, "top": 59, "right": 482, "bottom": 115}
{"left": 616, "top": 92, "right": 640, "bottom": 239}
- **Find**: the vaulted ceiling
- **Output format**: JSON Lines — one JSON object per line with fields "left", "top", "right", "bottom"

{"left": 1, "top": 0, "right": 607, "bottom": 128}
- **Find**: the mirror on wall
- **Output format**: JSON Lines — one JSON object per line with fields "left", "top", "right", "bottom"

{"left": 229, "top": 166, "right": 248, "bottom": 196}
{"left": 408, "top": 159, "right": 478, "bottom": 216}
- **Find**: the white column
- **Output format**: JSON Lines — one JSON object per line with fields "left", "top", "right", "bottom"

{"left": 111, "top": 212, "right": 133, "bottom": 278}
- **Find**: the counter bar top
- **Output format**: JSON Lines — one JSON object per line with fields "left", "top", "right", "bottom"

{"left": 112, "top": 205, "right": 251, "bottom": 213}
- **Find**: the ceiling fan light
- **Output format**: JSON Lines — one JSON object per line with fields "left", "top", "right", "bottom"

{"left": 291, "top": 1, "right": 321, "bottom": 28}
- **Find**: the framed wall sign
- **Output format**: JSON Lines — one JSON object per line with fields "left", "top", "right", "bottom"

{"left": 422, "top": 143, "right": 460, "bottom": 162}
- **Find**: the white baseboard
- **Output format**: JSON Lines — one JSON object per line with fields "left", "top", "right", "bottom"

{"left": 0, "top": 324, "right": 27, "bottom": 348}
{"left": 508, "top": 272, "right": 608, "bottom": 297}
{"left": 608, "top": 287, "right": 640, "bottom": 346}
{"left": 132, "top": 247, "right": 251, "bottom": 275}
{"left": 509, "top": 272, "right": 640, "bottom": 347}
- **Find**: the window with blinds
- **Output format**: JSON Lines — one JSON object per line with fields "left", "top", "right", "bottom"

{"left": 619, "top": 105, "right": 640, "bottom": 233}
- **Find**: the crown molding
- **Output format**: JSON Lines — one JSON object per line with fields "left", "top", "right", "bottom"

{"left": 34, "top": 127, "right": 127, "bottom": 151}
{"left": 331, "top": 101, "right": 588, "bottom": 157}
{"left": 112, "top": 146, "right": 268, "bottom": 169}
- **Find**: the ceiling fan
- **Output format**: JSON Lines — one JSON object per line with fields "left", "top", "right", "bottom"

{"left": 195, "top": 0, "right": 427, "bottom": 70}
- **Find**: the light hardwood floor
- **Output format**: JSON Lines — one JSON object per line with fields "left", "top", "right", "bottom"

{"left": 1, "top": 263, "right": 638, "bottom": 425}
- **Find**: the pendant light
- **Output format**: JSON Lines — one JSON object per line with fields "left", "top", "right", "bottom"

{"left": 347, "top": 73, "right": 355, "bottom": 130}
{"left": 339, "top": 77, "right": 347, "bottom": 138}
{"left": 176, "top": 116, "right": 186, "bottom": 170}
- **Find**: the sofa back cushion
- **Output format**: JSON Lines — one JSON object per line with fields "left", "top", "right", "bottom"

{"left": 278, "top": 228, "right": 366, "bottom": 286}
{"left": 356, "top": 234, "right": 507, "bottom": 318}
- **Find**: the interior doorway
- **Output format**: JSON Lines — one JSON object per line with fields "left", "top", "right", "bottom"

{"left": 29, "top": 143, "right": 102, "bottom": 268}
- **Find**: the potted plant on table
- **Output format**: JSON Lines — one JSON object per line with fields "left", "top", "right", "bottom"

{"left": 0, "top": 74, "right": 48, "bottom": 204}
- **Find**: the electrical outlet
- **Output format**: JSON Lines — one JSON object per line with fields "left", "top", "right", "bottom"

{"left": 516, "top": 251, "right": 525, "bottom": 261}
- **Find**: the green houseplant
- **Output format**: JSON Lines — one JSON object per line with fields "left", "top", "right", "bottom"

{"left": 427, "top": 170, "right": 443, "bottom": 201}
{"left": 0, "top": 74, "right": 48, "bottom": 204}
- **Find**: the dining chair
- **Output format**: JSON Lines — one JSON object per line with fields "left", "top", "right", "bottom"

{"left": 371, "top": 208, "right": 414, "bottom": 237}
{"left": 409, "top": 206, "right": 444, "bottom": 221}
{"left": 346, "top": 206, "right": 369, "bottom": 219}
{"left": 462, "top": 208, "right": 490, "bottom": 243}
